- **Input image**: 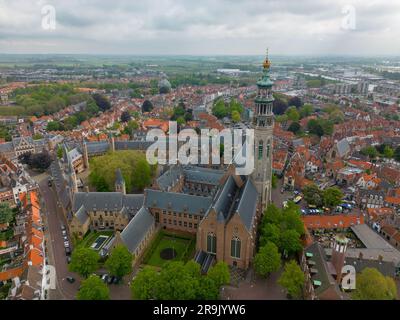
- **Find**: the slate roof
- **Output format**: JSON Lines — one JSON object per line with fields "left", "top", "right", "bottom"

{"left": 351, "top": 224, "right": 394, "bottom": 249}
{"left": 156, "top": 165, "right": 183, "bottom": 191}
{"left": 144, "top": 189, "right": 212, "bottom": 215}
{"left": 86, "top": 141, "right": 110, "bottom": 155}
{"left": 120, "top": 206, "right": 154, "bottom": 254}
{"left": 304, "top": 242, "right": 341, "bottom": 296}
{"left": 68, "top": 148, "right": 82, "bottom": 161}
{"left": 235, "top": 179, "right": 259, "bottom": 230}
{"left": 336, "top": 138, "right": 350, "bottom": 158}
{"left": 75, "top": 205, "right": 89, "bottom": 224}
{"left": 72, "top": 192, "right": 144, "bottom": 217}
{"left": 0, "top": 142, "right": 14, "bottom": 153}
{"left": 212, "top": 175, "right": 239, "bottom": 221}
{"left": 115, "top": 140, "right": 153, "bottom": 151}
{"left": 183, "top": 166, "right": 224, "bottom": 185}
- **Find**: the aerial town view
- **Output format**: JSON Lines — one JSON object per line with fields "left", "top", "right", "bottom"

{"left": 0, "top": 0, "right": 400, "bottom": 310}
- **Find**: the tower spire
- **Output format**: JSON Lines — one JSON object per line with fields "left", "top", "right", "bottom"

{"left": 263, "top": 48, "right": 271, "bottom": 70}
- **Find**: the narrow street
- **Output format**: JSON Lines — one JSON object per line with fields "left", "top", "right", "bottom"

{"left": 33, "top": 171, "right": 81, "bottom": 300}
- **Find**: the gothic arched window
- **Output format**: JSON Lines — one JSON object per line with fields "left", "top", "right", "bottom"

{"left": 258, "top": 140, "right": 263, "bottom": 160}
{"left": 266, "top": 140, "right": 271, "bottom": 158}
{"left": 207, "top": 232, "right": 216, "bottom": 254}
{"left": 231, "top": 236, "right": 241, "bottom": 259}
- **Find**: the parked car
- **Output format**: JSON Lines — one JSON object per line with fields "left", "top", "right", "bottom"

{"left": 294, "top": 195, "right": 302, "bottom": 204}
{"left": 62, "top": 230, "right": 67, "bottom": 236}
{"left": 113, "top": 276, "right": 120, "bottom": 285}
{"left": 66, "top": 277, "right": 75, "bottom": 284}
{"left": 301, "top": 208, "right": 309, "bottom": 215}
{"left": 63, "top": 236, "right": 68, "bottom": 242}
{"left": 61, "top": 225, "right": 66, "bottom": 231}
{"left": 64, "top": 241, "right": 70, "bottom": 248}
{"left": 107, "top": 276, "right": 114, "bottom": 285}
{"left": 101, "top": 274, "right": 109, "bottom": 283}
{"left": 65, "top": 247, "right": 71, "bottom": 255}
{"left": 66, "top": 256, "right": 71, "bottom": 264}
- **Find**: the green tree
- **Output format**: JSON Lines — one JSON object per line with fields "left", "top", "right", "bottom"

{"left": 302, "top": 184, "right": 323, "bottom": 207}
{"left": 261, "top": 203, "right": 282, "bottom": 226}
{"left": 69, "top": 247, "right": 99, "bottom": 278}
{"left": 307, "top": 119, "right": 324, "bottom": 137}
{"left": 299, "top": 104, "right": 314, "bottom": 118}
{"left": 93, "top": 93, "right": 111, "bottom": 112}
{"left": 57, "top": 146, "right": 63, "bottom": 159}
{"left": 361, "top": 146, "right": 379, "bottom": 160}
{"left": 131, "top": 158, "right": 152, "bottom": 191}
{"left": 259, "top": 223, "right": 281, "bottom": 247}
{"left": 282, "top": 203, "right": 305, "bottom": 236}
{"left": 323, "top": 187, "right": 343, "bottom": 209}
{"left": 383, "top": 146, "right": 394, "bottom": 158}
{"left": 254, "top": 242, "right": 281, "bottom": 278}
{"left": 142, "top": 100, "right": 153, "bottom": 113}
{"left": 279, "top": 229, "right": 302, "bottom": 256}
{"left": 77, "top": 275, "right": 110, "bottom": 300}
{"left": 231, "top": 110, "right": 241, "bottom": 123}
{"left": 0, "top": 203, "right": 14, "bottom": 224}
{"left": 352, "top": 268, "right": 397, "bottom": 300}
{"left": 212, "top": 99, "right": 228, "bottom": 119}
{"left": 131, "top": 266, "right": 158, "bottom": 300}
{"left": 287, "top": 121, "right": 301, "bottom": 134}
{"left": 105, "top": 245, "right": 133, "bottom": 278}
{"left": 155, "top": 261, "right": 199, "bottom": 300}
{"left": 285, "top": 106, "right": 300, "bottom": 122}
{"left": 207, "top": 262, "right": 230, "bottom": 288}
{"left": 278, "top": 260, "right": 305, "bottom": 299}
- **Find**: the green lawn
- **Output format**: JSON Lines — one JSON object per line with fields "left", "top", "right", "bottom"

{"left": 144, "top": 233, "right": 193, "bottom": 267}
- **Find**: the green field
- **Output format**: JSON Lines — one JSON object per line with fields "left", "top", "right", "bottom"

{"left": 144, "top": 231, "right": 194, "bottom": 267}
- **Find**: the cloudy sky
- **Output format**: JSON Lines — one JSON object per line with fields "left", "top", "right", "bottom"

{"left": 0, "top": 0, "right": 399, "bottom": 55}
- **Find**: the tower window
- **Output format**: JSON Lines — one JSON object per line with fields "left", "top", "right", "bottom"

{"left": 231, "top": 236, "right": 241, "bottom": 259}
{"left": 258, "top": 141, "right": 263, "bottom": 160}
{"left": 266, "top": 140, "right": 271, "bottom": 158}
{"left": 207, "top": 232, "right": 217, "bottom": 254}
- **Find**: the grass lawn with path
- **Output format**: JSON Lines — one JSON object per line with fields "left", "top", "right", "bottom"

{"left": 144, "top": 232, "right": 194, "bottom": 267}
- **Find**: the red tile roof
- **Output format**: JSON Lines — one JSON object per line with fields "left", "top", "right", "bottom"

{"left": 302, "top": 214, "right": 364, "bottom": 230}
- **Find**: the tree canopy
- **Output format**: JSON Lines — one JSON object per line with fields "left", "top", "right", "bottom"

{"left": 131, "top": 261, "right": 230, "bottom": 300}
{"left": 0, "top": 203, "right": 14, "bottom": 224}
{"left": 142, "top": 100, "right": 154, "bottom": 113}
{"left": 92, "top": 93, "right": 112, "bottom": 112}
{"left": 352, "top": 268, "right": 397, "bottom": 300}
{"left": 254, "top": 242, "right": 281, "bottom": 278}
{"left": 278, "top": 260, "right": 305, "bottom": 299}
{"left": 69, "top": 247, "right": 99, "bottom": 278}
{"left": 89, "top": 150, "right": 155, "bottom": 192}
{"left": 18, "top": 151, "right": 52, "bottom": 172}
{"left": 77, "top": 275, "right": 110, "bottom": 300}
{"left": 105, "top": 245, "right": 133, "bottom": 278}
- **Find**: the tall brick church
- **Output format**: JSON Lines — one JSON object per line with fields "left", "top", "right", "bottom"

{"left": 70, "top": 53, "right": 274, "bottom": 271}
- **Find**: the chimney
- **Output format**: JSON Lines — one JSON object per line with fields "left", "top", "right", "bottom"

{"left": 331, "top": 235, "right": 349, "bottom": 284}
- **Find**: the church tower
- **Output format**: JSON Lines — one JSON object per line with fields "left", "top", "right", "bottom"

{"left": 251, "top": 50, "right": 274, "bottom": 206}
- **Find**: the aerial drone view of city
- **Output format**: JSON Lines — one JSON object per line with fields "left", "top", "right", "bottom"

{"left": 0, "top": 0, "right": 400, "bottom": 313}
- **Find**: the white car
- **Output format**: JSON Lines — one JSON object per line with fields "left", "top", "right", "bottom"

{"left": 64, "top": 241, "right": 70, "bottom": 248}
